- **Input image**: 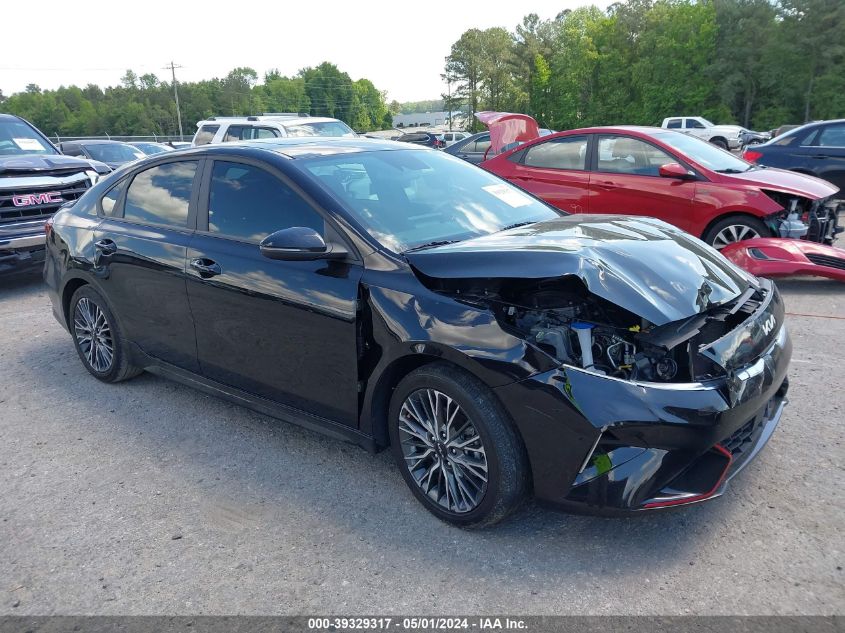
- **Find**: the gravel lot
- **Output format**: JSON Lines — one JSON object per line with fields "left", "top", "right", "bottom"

{"left": 1, "top": 270, "right": 843, "bottom": 616}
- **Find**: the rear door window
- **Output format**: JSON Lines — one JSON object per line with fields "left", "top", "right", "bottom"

{"left": 522, "top": 136, "right": 589, "bottom": 170}
{"left": 666, "top": 119, "right": 682, "bottom": 129}
{"left": 254, "top": 127, "right": 280, "bottom": 139}
{"left": 123, "top": 161, "right": 198, "bottom": 227}
{"left": 223, "top": 125, "right": 247, "bottom": 142}
{"left": 815, "top": 124, "right": 845, "bottom": 147}
{"left": 194, "top": 125, "right": 219, "bottom": 146}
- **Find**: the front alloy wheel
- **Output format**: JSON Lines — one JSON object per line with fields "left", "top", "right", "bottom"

{"left": 388, "top": 363, "right": 529, "bottom": 528}
{"left": 704, "top": 216, "right": 769, "bottom": 250}
{"left": 398, "top": 388, "right": 488, "bottom": 514}
{"left": 74, "top": 297, "right": 114, "bottom": 373}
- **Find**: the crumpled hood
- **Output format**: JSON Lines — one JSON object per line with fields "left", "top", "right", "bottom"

{"left": 405, "top": 215, "right": 754, "bottom": 326}
{"left": 0, "top": 153, "right": 93, "bottom": 173}
{"left": 711, "top": 124, "right": 744, "bottom": 135}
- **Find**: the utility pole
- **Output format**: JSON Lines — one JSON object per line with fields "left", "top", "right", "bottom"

{"left": 164, "top": 61, "right": 184, "bottom": 141}
{"left": 447, "top": 80, "right": 452, "bottom": 132}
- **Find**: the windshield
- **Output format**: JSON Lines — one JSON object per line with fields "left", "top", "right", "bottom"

{"left": 85, "top": 143, "right": 144, "bottom": 163}
{"left": 0, "top": 119, "right": 58, "bottom": 156}
{"left": 300, "top": 149, "right": 560, "bottom": 252}
{"left": 284, "top": 121, "right": 357, "bottom": 138}
{"left": 652, "top": 131, "right": 753, "bottom": 173}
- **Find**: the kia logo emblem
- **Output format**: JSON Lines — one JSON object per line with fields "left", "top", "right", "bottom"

{"left": 12, "top": 191, "right": 64, "bottom": 207}
{"left": 761, "top": 314, "right": 777, "bottom": 336}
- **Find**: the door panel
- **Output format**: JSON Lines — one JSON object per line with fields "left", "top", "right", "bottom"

{"left": 94, "top": 218, "right": 198, "bottom": 371}
{"left": 186, "top": 159, "right": 362, "bottom": 426}
{"left": 589, "top": 135, "right": 696, "bottom": 232}
{"left": 186, "top": 235, "right": 362, "bottom": 425}
{"left": 92, "top": 159, "right": 201, "bottom": 371}
{"left": 503, "top": 135, "right": 591, "bottom": 213}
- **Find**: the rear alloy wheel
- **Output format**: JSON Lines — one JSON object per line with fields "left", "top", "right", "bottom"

{"left": 704, "top": 216, "right": 768, "bottom": 250}
{"left": 74, "top": 297, "right": 114, "bottom": 373}
{"left": 70, "top": 286, "right": 142, "bottom": 383}
{"left": 388, "top": 363, "right": 528, "bottom": 528}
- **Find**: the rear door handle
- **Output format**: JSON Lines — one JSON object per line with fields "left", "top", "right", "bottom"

{"left": 811, "top": 155, "right": 830, "bottom": 159}
{"left": 190, "top": 258, "right": 222, "bottom": 278}
{"left": 94, "top": 239, "right": 117, "bottom": 255}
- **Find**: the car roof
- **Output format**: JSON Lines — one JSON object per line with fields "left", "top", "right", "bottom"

{"left": 0, "top": 113, "right": 24, "bottom": 121}
{"left": 65, "top": 139, "right": 134, "bottom": 145}
{"left": 178, "top": 137, "right": 423, "bottom": 159}
{"left": 195, "top": 116, "right": 343, "bottom": 128}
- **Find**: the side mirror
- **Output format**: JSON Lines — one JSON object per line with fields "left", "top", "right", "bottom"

{"left": 658, "top": 162, "right": 695, "bottom": 179}
{"left": 259, "top": 227, "right": 348, "bottom": 261}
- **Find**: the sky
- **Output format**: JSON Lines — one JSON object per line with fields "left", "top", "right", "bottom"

{"left": 2, "top": 0, "right": 611, "bottom": 104}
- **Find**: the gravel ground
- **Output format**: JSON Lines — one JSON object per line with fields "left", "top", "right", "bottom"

{"left": 1, "top": 271, "right": 843, "bottom": 616}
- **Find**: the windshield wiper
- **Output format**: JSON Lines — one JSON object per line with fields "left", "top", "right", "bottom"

{"left": 403, "top": 239, "right": 462, "bottom": 253}
{"left": 715, "top": 168, "right": 748, "bottom": 174}
{"left": 499, "top": 221, "right": 536, "bottom": 232}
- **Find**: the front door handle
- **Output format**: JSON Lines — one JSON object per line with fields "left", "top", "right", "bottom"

{"left": 594, "top": 180, "right": 618, "bottom": 190}
{"left": 190, "top": 258, "right": 222, "bottom": 278}
{"left": 94, "top": 239, "right": 117, "bottom": 255}
{"left": 811, "top": 154, "right": 830, "bottom": 159}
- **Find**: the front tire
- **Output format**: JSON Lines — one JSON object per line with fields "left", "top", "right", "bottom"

{"left": 70, "top": 286, "right": 142, "bottom": 383}
{"left": 710, "top": 137, "right": 729, "bottom": 150}
{"left": 703, "top": 216, "right": 769, "bottom": 249}
{"left": 388, "top": 363, "right": 529, "bottom": 528}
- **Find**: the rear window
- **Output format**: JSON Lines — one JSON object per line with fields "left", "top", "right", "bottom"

{"left": 123, "top": 161, "right": 197, "bottom": 227}
{"left": 194, "top": 125, "right": 219, "bottom": 146}
{"left": 666, "top": 119, "right": 682, "bottom": 129}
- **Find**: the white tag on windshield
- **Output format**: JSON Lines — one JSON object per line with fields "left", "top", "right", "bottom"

{"left": 13, "top": 138, "right": 46, "bottom": 151}
{"left": 482, "top": 183, "right": 532, "bottom": 208}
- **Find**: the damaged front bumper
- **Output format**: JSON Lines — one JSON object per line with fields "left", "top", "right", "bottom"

{"left": 494, "top": 283, "right": 792, "bottom": 515}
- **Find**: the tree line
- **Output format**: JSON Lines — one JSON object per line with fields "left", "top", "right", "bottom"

{"left": 444, "top": 0, "right": 845, "bottom": 132}
{"left": 0, "top": 62, "right": 394, "bottom": 138}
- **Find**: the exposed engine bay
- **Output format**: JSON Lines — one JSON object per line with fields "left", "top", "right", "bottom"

{"left": 763, "top": 190, "right": 841, "bottom": 243}
{"left": 423, "top": 275, "right": 770, "bottom": 384}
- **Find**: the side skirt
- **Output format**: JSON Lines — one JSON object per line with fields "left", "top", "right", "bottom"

{"left": 133, "top": 346, "right": 378, "bottom": 453}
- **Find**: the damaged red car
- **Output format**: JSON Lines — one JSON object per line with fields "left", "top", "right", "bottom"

{"left": 481, "top": 125, "right": 841, "bottom": 250}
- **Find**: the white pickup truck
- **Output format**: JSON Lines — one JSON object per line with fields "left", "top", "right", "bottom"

{"left": 660, "top": 117, "right": 745, "bottom": 150}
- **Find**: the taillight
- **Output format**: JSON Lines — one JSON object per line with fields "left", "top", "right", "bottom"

{"left": 743, "top": 150, "right": 763, "bottom": 163}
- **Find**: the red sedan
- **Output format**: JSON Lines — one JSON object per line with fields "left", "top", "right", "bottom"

{"left": 481, "top": 126, "right": 840, "bottom": 249}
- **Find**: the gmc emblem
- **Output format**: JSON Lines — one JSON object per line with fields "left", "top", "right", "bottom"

{"left": 12, "top": 191, "right": 63, "bottom": 207}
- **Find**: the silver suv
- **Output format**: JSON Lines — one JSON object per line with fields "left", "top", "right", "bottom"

{"left": 192, "top": 114, "right": 357, "bottom": 146}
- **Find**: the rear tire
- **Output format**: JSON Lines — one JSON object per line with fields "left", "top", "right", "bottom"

{"left": 703, "top": 216, "right": 769, "bottom": 249}
{"left": 70, "top": 286, "right": 142, "bottom": 383}
{"left": 388, "top": 362, "right": 529, "bottom": 528}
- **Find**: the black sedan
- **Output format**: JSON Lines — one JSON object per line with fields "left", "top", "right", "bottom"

{"left": 744, "top": 119, "right": 845, "bottom": 191}
{"left": 59, "top": 139, "right": 145, "bottom": 170}
{"left": 44, "top": 138, "right": 791, "bottom": 526}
